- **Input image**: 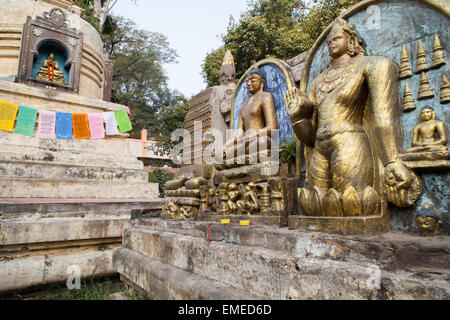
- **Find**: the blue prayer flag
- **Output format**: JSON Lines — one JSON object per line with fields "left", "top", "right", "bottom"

{"left": 55, "top": 112, "right": 73, "bottom": 139}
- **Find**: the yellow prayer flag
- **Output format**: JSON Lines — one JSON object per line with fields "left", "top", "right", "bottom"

{"left": 0, "top": 100, "right": 19, "bottom": 132}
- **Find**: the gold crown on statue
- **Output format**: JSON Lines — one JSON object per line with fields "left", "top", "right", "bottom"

{"left": 222, "top": 50, "right": 235, "bottom": 67}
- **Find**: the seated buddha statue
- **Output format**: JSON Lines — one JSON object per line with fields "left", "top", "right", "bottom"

{"left": 36, "top": 53, "right": 65, "bottom": 84}
{"left": 218, "top": 67, "right": 279, "bottom": 168}
{"left": 406, "top": 106, "right": 448, "bottom": 153}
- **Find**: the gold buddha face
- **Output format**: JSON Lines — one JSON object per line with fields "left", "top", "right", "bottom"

{"left": 49, "top": 53, "right": 55, "bottom": 61}
{"left": 326, "top": 30, "right": 349, "bottom": 59}
{"left": 246, "top": 74, "right": 263, "bottom": 94}
{"left": 420, "top": 108, "right": 434, "bottom": 122}
{"left": 416, "top": 215, "right": 440, "bottom": 236}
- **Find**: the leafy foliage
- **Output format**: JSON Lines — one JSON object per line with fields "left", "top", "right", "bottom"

{"left": 102, "top": 16, "right": 182, "bottom": 138}
{"left": 150, "top": 92, "right": 189, "bottom": 156}
{"left": 77, "top": 0, "right": 102, "bottom": 31}
{"left": 279, "top": 138, "right": 296, "bottom": 163}
{"left": 148, "top": 169, "right": 175, "bottom": 198}
{"left": 78, "top": 2, "right": 188, "bottom": 148}
{"left": 202, "top": 0, "right": 359, "bottom": 86}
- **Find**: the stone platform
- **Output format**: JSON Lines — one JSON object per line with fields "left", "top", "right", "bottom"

{"left": 288, "top": 213, "right": 391, "bottom": 234}
{"left": 0, "top": 198, "right": 162, "bottom": 294}
{"left": 113, "top": 216, "right": 449, "bottom": 300}
{"left": 0, "top": 132, "right": 159, "bottom": 199}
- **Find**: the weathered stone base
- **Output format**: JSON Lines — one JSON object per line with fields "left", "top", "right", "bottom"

{"left": 113, "top": 217, "right": 449, "bottom": 300}
{"left": 288, "top": 213, "right": 390, "bottom": 235}
{"left": 0, "top": 198, "right": 162, "bottom": 294}
{"left": 0, "top": 244, "right": 118, "bottom": 295}
{"left": 114, "top": 248, "right": 259, "bottom": 300}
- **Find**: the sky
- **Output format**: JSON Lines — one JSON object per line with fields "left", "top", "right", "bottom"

{"left": 111, "top": 0, "right": 250, "bottom": 98}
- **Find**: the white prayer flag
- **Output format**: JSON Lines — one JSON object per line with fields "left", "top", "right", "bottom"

{"left": 103, "top": 111, "right": 120, "bottom": 135}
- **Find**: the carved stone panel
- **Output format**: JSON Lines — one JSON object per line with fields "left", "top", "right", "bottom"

{"left": 18, "top": 8, "right": 83, "bottom": 93}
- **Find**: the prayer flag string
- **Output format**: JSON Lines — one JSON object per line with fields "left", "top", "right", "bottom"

{"left": 0, "top": 99, "right": 132, "bottom": 140}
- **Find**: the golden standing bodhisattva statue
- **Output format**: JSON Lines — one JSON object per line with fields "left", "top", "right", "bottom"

{"left": 36, "top": 53, "right": 65, "bottom": 84}
{"left": 285, "top": 18, "right": 421, "bottom": 215}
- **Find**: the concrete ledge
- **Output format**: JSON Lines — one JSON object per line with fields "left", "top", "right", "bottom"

{"left": 0, "top": 160, "right": 149, "bottom": 183}
{"left": 0, "top": 178, "right": 158, "bottom": 198}
{"left": 0, "top": 198, "right": 162, "bottom": 220}
{"left": 0, "top": 198, "right": 163, "bottom": 205}
{"left": 113, "top": 247, "right": 261, "bottom": 300}
{"left": 0, "top": 132, "right": 142, "bottom": 170}
{"left": 288, "top": 213, "right": 391, "bottom": 235}
{"left": 0, "top": 217, "right": 128, "bottom": 245}
{"left": 129, "top": 218, "right": 450, "bottom": 272}
{"left": 0, "top": 80, "right": 125, "bottom": 113}
{"left": 0, "top": 246, "right": 118, "bottom": 293}
{"left": 114, "top": 219, "right": 450, "bottom": 299}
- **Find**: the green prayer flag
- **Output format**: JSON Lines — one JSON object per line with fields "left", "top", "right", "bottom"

{"left": 14, "top": 106, "right": 38, "bottom": 136}
{"left": 114, "top": 109, "right": 132, "bottom": 133}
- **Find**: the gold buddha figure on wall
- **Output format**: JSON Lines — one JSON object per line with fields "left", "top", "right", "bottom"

{"left": 36, "top": 53, "right": 65, "bottom": 84}
{"left": 406, "top": 106, "right": 448, "bottom": 154}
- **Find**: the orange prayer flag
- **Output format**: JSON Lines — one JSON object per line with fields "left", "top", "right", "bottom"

{"left": 72, "top": 113, "right": 91, "bottom": 139}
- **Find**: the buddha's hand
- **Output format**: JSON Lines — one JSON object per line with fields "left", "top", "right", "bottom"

{"left": 384, "top": 160, "right": 422, "bottom": 207}
{"left": 284, "top": 88, "right": 314, "bottom": 122}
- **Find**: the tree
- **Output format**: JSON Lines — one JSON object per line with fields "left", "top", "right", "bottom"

{"left": 102, "top": 16, "right": 180, "bottom": 138}
{"left": 77, "top": 0, "right": 137, "bottom": 31}
{"left": 201, "top": 0, "right": 358, "bottom": 86}
{"left": 79, "top": 2, "right": 189, "bottom": 148}
{"left": 151, "top": 92, "right": 189, "bottom": 156}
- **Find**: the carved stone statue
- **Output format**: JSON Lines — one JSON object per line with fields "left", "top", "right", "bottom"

{"left": 214, "top": 50, "right": 237, "bottom": 127}
{"left": 36, "top": 53, "right": 65, "bottom": 84}
{"left": 416, "top": 204, "right": 442, "bottom": 236}
{"left": 199, "top": 185, "right": 209, "bottom": 213}
{"left": 285, "top": 18, "right": 421, "bottom": 215}
{"left": 226, "top": 183, "right": 241, "bottom": 214}
{"left": 208, "top": 186, "right": 218, "bottom": 211}
{"left": 406, "top": 106, "right": 448, "bottom": 153}
{"left": 237, "top": 182, "right": 260, "bottom": 215}
{"left": 217, "top": 183, "right": 230, "bottom": 215}
{"left": 222, "top": 68, "right": 279, "bottom": 163}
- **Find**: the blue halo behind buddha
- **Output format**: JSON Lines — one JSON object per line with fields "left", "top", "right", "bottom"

{"left": 231, "top": 59, "right": 295, "bottom": 145}
{"left": 32, "top": 40, "right": 70, "bottom": 84}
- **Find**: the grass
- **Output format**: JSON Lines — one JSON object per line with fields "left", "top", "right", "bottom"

{"left": 5, "top": 278, "right": 142, "bottom": 300}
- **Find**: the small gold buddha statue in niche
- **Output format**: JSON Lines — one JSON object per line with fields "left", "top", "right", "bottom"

{"left": 406, "top": 106, "right": 448, "bottom": 154}
{"left": 416, "top": 204, "right": 442, "bottom": 236}
{"left": 221, "top": 68, "right": 279, "bottom": 164}
{"left": 36, "top": 53, "right": 65, "bottom": 84}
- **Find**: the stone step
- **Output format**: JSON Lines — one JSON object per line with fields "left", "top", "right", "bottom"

{"left": 0, "top": 198, "right": 162, "bottom": 219}
{"left": 0, "top": 160, "right": 148, "bottom": 183}
{"left": 0, "top": 217, "right": 128, "bottom": 246}
{"left": 131, "top": 218, "right": 450, "bottom": 274}
{"left": 0, "top": 146, "right": 144, "bottom": 170}
{"left": 0, "top": 178, "right": 158, "bottom": 198}
{"left": 116, "top": 222, "right": 450, "bottom": 299}
{"left": 113, "top": 247, "right": 261, "bottom": 300}
{"left": 0, "top": 132, "right": 144, "bottom": 170}
{"left": 0, "top": 246, "right": 117, "bottom": 293}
